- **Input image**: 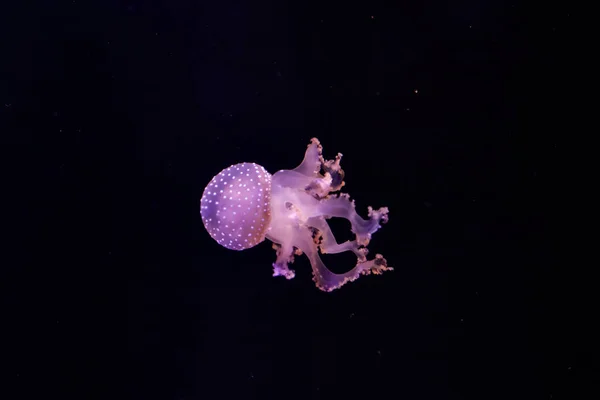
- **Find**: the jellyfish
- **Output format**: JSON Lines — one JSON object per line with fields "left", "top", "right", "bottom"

{"left": 199, "top": 138, "right": 392, "bottom": 292}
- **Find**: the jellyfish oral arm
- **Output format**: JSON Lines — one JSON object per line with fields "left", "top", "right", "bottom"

{"left": 266, "top": 189, "right": 391, "bottom": 292}
{"left": 265, "top": 139, "right": 392, "bottom": 291}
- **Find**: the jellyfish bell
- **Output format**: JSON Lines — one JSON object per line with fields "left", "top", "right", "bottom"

{"left": 200, "top": 162, "right": 272, "bottom": 250}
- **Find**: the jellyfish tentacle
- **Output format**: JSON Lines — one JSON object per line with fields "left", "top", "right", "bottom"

{"left": 310, "top": 253, "right": 392, "bottom": 292}
{"left": 293, "top": 137, "right": 323, "bottom": 177}
{"left": 292, "top": 228, "right": 392, "bottom": 292}
{"left": 318, "top": 151, "right": 345, "bottom": 193}
{"left": 269, "top": 241, "right": 296, "bottom": 280}
{"left": 307, "top": 216, "right": 368, "bottom": 262}
{"left": 315, "top": 193, "right": 389, "bottom": 246}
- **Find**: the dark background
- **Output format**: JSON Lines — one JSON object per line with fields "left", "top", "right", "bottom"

{"left": 2, "top": 1, "right": 579, "bottom": 399}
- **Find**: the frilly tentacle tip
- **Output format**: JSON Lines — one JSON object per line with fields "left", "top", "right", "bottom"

{"left": 272, "top": 263, "right": 296, "bottom": 280}
{"left": 367, "top": 206, "right": 390, "bottom": 223}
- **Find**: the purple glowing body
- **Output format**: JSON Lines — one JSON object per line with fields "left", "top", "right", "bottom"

{"left": 200, "top": 138, "right": 392, "bottom": 292}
